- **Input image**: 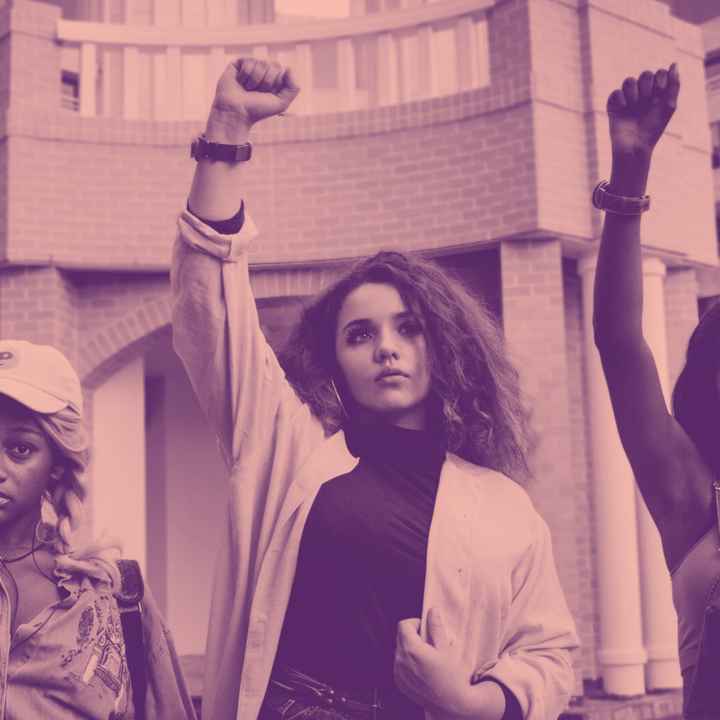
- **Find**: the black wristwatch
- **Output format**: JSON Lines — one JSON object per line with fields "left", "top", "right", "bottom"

{"left": 190, "top": 134, "right": 253, "bottom": 163}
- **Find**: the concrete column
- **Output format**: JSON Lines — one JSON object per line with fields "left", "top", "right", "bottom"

{"left": 578, "top": 255, "right": 647, "bottom": 696}
{"left": 377, "top": 32, "right": 399, "bottom": 105}
{"left": 337, "top": 38, "right": 357, "bottom": 111}
{"left": 90, "top": 356, "right": 147, "bottom": 571}
{"left": 415, "top": 25, "right": 433, "bottom": 99}
{"left": 292, "top": 42, "right": 313, "bottom": 114}
{"left": 122, "top": 46, "right": 140, "bottom": 119}
{"left": 79, "top": 42, "right": 97, "bottom": 117}
{"left": 637, "top": 257, "right": 682, "bottom": 690}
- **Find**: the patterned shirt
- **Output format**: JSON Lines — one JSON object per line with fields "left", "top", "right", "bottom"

{"left": 1, "top": 565, "right": 132, "bottom": 719}
{"left": 0, "top": 553, "right": 196, "bottom": 719}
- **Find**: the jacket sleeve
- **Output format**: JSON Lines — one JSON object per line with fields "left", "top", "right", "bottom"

{"left": 171, "top": 207, "right": 324, "bottom": 471}
{"left": 478, "top": 513, "right": 579, "bottom": 720}
{"left": 140, "top": 582, "right": 198, "bottom": 720}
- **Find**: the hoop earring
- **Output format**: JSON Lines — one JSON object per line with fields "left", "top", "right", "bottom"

{"left": 330, "top": 378, "right": 348, "bottom": 418}
{"left": 35, "top": 520, "right": 57, "bottom": 546}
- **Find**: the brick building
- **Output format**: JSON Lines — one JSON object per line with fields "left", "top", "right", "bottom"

{"left": 0, "top": 0, "right": 717, "bottom": 714}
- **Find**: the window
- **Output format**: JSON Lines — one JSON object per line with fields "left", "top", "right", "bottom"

{"left": 61, "top": 70, "right": 79, "bottom": 112}
{"left": 711, "top": 121, "right": 720, "bottom": 169}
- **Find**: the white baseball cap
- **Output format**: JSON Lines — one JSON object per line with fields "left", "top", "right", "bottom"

{"left": 0, "top": 340, "right": 83, "bottom": 414}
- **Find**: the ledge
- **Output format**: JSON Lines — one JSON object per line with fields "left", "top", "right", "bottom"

{"left": 57, "top": 0, "right": 494, "bottom": 47}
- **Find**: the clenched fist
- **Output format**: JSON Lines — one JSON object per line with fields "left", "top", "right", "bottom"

{"left": 206, "top": 58, "right": 300, "bottom": 143}
{"left": 607, "top": 63, "right": 680, "bottom": 160}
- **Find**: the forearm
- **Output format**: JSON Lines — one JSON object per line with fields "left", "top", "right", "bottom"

{"left": 593, "top": 152, "right": 652, "bottom": 349}
{"left": 188, "top": 109, "right": 251, "bottom": 220}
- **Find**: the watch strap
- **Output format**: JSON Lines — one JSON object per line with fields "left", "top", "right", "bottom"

{"left": 191, "top": 134, "right": 252, "bottom": 163}
{"left": 592, "top": 180, "right": 650, "bottom": 215}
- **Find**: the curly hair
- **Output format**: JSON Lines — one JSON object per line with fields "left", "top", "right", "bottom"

{"left": 280, "top": 250, "right": 533, "bottom": 481}
{"left": 672, "top": 300, "right": 720, "bottom": 480}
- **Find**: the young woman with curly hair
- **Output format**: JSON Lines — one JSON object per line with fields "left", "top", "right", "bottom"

{"left": 280, "top": 249, "right": 531, "bottom": 479}
{"left": 172, "top": 57, "right": 578, "bottom": 720}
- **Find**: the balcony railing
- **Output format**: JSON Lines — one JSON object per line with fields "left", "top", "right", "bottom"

{"left": 56, "top": 0, "right": 492, "bottom": 120}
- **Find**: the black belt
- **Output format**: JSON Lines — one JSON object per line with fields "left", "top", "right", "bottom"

{"left": 270, "top": 666, "right": 383, "bottom": 718}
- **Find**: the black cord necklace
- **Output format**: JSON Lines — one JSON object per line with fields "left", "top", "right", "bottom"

{"left": 31, "top": 545, "right": 56, "bottom": 584}
{"left": 0, "top": 534, "right": 55, "bottom": 632}
{"left": 0, "top": 546, "right": 36, "bottom": 564}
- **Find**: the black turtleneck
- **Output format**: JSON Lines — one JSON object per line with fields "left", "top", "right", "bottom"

{"left": 274, "top": 419, "right": 445, "bottom": 717}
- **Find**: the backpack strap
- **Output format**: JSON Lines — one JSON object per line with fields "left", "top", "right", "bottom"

{"left": 115, "top": 559, "right": 147, "bottom": 720}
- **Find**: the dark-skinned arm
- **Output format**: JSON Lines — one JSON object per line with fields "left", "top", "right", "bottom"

{"left": 593, "top": 65, "right": 713, "bottom": 570}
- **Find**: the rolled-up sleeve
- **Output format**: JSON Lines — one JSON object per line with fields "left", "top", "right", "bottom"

{"left": 172, "top": 208, "right": 313, "bottom": 470}
{"left": 477, "top": 514, "right": 579, "bottom": 720}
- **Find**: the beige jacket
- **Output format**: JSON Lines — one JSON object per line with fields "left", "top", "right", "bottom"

{"left": 171, "top": 208, "right": 579, "bottom": 720}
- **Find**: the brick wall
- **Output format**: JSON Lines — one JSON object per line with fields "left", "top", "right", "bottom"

{"left": 530, "top": 0, "right": 595, "bottom": 242}
{"left": 5, "top": 0, "right": 61, "bottom": 115}
{"left": 0, "top": 266, "right": 78, "bottom": 360}
{"left": 499, "top": 237, "right": 583, "bottom": 691}
{"left": 4, "top": 103, "right": 539, "bottom": 266}
{"left": 1, "top": 0, "right": 536, "bottom": 269}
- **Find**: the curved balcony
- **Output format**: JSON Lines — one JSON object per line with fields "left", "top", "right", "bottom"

{"left": 57, "top": 0, "right": 492, "bottom": 119}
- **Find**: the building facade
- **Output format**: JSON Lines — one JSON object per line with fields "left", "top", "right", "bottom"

{"left": 0, "top": 0, "right": 717, "bottom": 712}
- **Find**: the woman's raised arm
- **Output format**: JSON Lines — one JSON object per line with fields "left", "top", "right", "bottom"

{"left": 188, "top": 60, "right": 297, "bottom": 219}
{"left": 593, "top": 64, "right": 712, "bottom": 565}
{"left": 171, "top": 60, "right": 322, "bottom": 470}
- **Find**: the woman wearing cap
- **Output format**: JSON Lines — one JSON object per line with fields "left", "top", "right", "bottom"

{"left": 0, "top": 339, "right": 196, "bottom": 719}
{"left": 172, "top": 58, "right": 578, "bottom": 720}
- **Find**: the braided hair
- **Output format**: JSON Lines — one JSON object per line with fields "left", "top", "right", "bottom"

{"left": 34, "top": 405, "right": 121, "bottom": 590}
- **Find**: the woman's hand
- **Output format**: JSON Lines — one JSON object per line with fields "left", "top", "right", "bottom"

{"left": 394, "top": 608, "right": 476, "bottom": 717}
{"left": 206, "top": 58, "right": 300, "bottom": 143}
{"left": 607, "top": 63, "right": 680, "bottom": 163}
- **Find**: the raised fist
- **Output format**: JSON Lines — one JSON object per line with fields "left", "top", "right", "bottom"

{"left": 210, "top": 57, "right": 300, "bottom": 133}
{"left": 607, "top": 63, "right": 680, "bottom": 159}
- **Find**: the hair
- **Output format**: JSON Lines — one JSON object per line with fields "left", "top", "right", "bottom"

{"left": 0, "top": 393, "right": 120, "bottom": 589}
{"left": 671, "top": 300, "right": 720, "bottom": 480}
{"left": 34, "top": 406, "right": 90, "bottom": 551}
{"left": 280, "top": 250, "right": 533, "bottom": 481}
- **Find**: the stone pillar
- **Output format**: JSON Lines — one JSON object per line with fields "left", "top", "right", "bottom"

{"left": 236, "top": 0, "right": 274, "bottom": 24}
{"left": 500, "top": 237, "right": 581, "bottom": 695}
{"left": 377, "top": 32, "right": 399, "bottom": 105}
{"left": 578, "top": 255, "right": 647, "bottom": 696}
{"left": 90, "top": 356, "right": 147, "bottom": 570}
{"left": 637, "top": 257, "right": 682, "bottom": 690}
